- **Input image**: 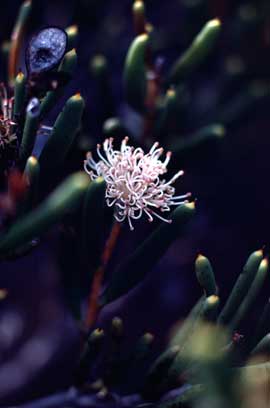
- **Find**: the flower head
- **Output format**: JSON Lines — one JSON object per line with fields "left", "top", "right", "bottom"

{"left": 84, "top": 137, "right": 191, "bottom": 230}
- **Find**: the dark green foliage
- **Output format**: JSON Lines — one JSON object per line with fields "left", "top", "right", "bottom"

{"left": 101, "top": 202, "right": 196, "bottom": 305}
{"left": 0, "top": 172, "right": 89, "bottom": 255}
{"left": 218, "top": 250, "right": 263, "bottom": 325}
{"left": 167, "top": 19, "right": 222, "bottom": 85}
{"left": 123, "top": 33, "right": 149, "bottom": 113}
{"left": 38, "top": 93, "right": 85, "bottom": 177}
{"left": 1, "top": 3, "right": 270, "bottom": 407}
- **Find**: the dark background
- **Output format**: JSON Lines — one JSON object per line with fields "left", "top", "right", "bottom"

{"left": 0, "top": 0, "right": 270, "bottom": 404}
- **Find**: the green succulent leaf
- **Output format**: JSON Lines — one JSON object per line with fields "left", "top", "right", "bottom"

{"left": 218, "top": 250, "right": 264, "bottom": 325}
{"left": 8, "top": 0, "right": 32, "bottom": 86}
{"left": 169, "top": 124, "right": 225, "bottom": 157}
{"left": 251, "top": 333, "right": 270, "bottom": 357}
{"left": 21, "top": 156, "right": 40, "bottom": 214}
{"left": 14, "top": 71, "right": 27, "bottom": 117}
{"left": 123, "top": 33, "right": 149, "bottom": 113}
{"left": 156, "top": 384, "right": 203, "bottom": 408}
{"left": 39, "top": 93, "right": 84, "bottom": 176}
{"left": 229, "top": 258, "right": 268, "bottom": 331}
{"left": 195, "top": 254, "right": 217, "bottom": 297}
{"left": 81, "top": 177, "right": 106, "bottom": 287}
{"left": 167, "top": 19, "right": 221, "bottom": 85}
{"left": 19, "top": 98, "right": 40, "bottom": 167}
{"left": 65, "top": 25, "right": 78, "bottom": 51}
{"left": 0, "top": 172, "right": 89, "bottom": 254}
{"left": 40, "top": 49, "right": 78, "bottom": 118}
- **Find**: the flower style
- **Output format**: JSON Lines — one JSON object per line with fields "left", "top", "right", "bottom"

{"left": 84, "top": 137, "right": 191, "bottom": 230}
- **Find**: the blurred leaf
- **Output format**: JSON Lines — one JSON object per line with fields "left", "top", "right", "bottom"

{"left": 124, "top": 33, "right": 149, "bottom": 113}
{"left": 195, "top": 254, "right": 217, "bottom": 297}
{"left": 0, "top": 172, "right": 89, "bottom": 254}
{"left": 167, "top": 19, "right": 222, "bottom": 85}
{"left": 218, "top": 250, "right": 264, "bottom": 325}
{"left": 229, "top": 258, "right": 268, "bottom": 331}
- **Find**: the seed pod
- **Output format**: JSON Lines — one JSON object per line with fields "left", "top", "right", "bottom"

{"left": 26, "top": 27, "right": 67, "bottom": 75}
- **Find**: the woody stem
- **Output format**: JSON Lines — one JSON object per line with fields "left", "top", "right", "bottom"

{"left": 84, "top": 221, "right": 122, "bottom": 329}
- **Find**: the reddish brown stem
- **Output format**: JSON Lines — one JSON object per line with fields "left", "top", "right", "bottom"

{"left": 134, "top": 14, "right": 146, "bottom": 35}
{"left": 84, "top": 221, "right": 122, "bottom": 329}
{"left": 8, "top": 1, "right": 31, "bottom": 87}
{"left": 133, "top": 1, "right": 146, "bottom": 35}
{"left": 8, "top": 30, "right": 22, "bottom": 87}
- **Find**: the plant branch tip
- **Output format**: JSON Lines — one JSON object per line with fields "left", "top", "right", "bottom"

{"left": 27, "top": 156, "right": 38, "bottom": 165}
{"left": 66, "top": 25, "right": 78, "bottom": 35}
{"left": 207, "top": 295, "right": 219, "bottom": 303}
{"left": 17, "top": 71, "right": 24, "bottom": 80}
{"left": 143, "top": 332, "right": 154, "bottom": 343}
{"left": 93, "top": 328, "right": 104, "bottom": 336}
{"left": 68, "top": 48, "right": 77, "bottom": 55}
{"left": 167, "top": 89, "right": 176, "bottom": 97}
{"left": 95, "top": 176, "right": 104, "bottom": 184}
{"left": 0, "top": 289, "right": 8, "bottom": 300}
{"left": 196, "top": 253, "right": 206, "bottom": 261}
{"left": 260, "top": 258, "right": 269, "bottom": 268}
{"left": 214, "top": 124, "right": 226, "bottom": 137}
{"left": 209, "top": 18, "right": 222, "bottom": 27}
{"left": 134, "top": 1, "right": 144, "bottom": 9}
{"left": 185, "top": 201, "right": 195, "bottom": 209}
{"left": 134, "top": 0, "right": 144, "bottom": 5}
{"left": 138, "top": 33, "right": 149, "bottom": 42}
{"left": 73, "top": 92, "right": 82, "bottom": 100}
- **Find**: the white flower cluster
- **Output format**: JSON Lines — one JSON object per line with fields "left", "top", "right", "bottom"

{"left": 84, "top": 137, "right": 190, "bottom": 230}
